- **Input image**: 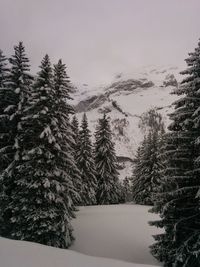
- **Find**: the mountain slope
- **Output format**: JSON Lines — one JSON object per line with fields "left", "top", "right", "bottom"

{"left": 72, "top": 66, "right": 181, "bottom": 179}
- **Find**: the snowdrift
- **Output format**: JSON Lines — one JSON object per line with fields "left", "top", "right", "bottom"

{"left": 0, "top": 204, "right": 161, "bottom": 267}
{"left": 0, "top": 237, "right": 156, "bottom": 267}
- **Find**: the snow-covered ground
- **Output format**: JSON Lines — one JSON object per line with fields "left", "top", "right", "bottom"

{"left": 71, "top": 204, "right": 162, "bottom": 266}
{"left": 0, "top": 237, "right": 157, "bottom": 267}
{"left": 0, "top": 204, "right": 162, "bottom": 267}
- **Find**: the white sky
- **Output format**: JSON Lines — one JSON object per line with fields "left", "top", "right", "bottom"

{"left": 0, "top": 0, "right": 200, "bottom": 86}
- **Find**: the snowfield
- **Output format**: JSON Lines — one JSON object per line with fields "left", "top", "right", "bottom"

{"left": 71, "top": 204, "right": 161, "bottom": 266}
{"left": 0, "top": 204, "right": 162, "bottom": 267}
{"left": 0, "top": 237, "right": 156, "bottom": 267}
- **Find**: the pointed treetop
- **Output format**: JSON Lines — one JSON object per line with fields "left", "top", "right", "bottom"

{"left": 9, "top": 41, "right": 32, "bottom": 88}
{"left": 54, "top": 59, "right": 71, "bottom": 93}
{"left": 82, "top": 113, "right": 88, "bottom": 125}
{"left": 72, "top": 115, "right": 79, "bottom": 126}
{"left": 35, "top": 54, "right": 52, "bottom": 88}
{"left": 10, "top": 41, "right": 30, "bottom": 70}
{"left": 80, "top": 113, "right": 91, "bottom": 139}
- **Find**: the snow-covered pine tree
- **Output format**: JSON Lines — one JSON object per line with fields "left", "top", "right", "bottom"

{"left": 0, "top": 50, "right": 10, "bottom": 173}
{"left": 7, "top": 55, "right": 76, "bottom": 248}
{"left": 0, "top": 43, "right": 32, "bottom": 174}
{"left": 132, "top": 134, "right": 154, "bottom": 205}
{"left": 150, "top": 129, "right": 166, "bottom": 204}
{"left": 0, "top": 43, "right": 32, "bottom": 237}
{"left": 8, "top": 41, "right": 33, "bottom": 159}
{"left": 77, "top": 113, "right": 97, "bottom": 205}
{"left": 150, "top": 39, "right": 200, "bottom": 267}
{"left": 132, "top": 110, "right": 165, "bottom": 205}
{"left": 53, "top": 59, "right": 81, "bottom": 209}
{"left": 94, "top": 114, "right": 120, "bottom": 205}
{"left": 0, "top": 49, "right": 10, "bottom": 235}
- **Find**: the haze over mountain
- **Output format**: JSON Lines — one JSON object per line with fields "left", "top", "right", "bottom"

{"left": 1, "top": 0, "right": 200, "bottom": 86}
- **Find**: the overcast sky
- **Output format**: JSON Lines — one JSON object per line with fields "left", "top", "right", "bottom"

{"left": 0, "top": 0, "right": 200, "bottom": 86}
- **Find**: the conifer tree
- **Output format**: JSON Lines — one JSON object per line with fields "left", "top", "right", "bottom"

{"left": 53, "top": 59, "right": 81, "bottom": 208}
{"left": 77, "top": 113, "right": 97, "bottom": 205}
{"left": 132, "top": 135, "right": 154, "bottom": 205}
{"left": 132, "top": 110, "right": 165, "bottom": 205}
{"left": 0, "top": 50, "right": 10, "bottom": 173}
{"left": 6, "top": 41, "right": 32, "bottom": 165}
{"left": 150, "top": 40, "right": 200, "bottom": 267}
{"left": 0, "top": 43, "right": 32, "bottom": 174}
{"left": 94, "top": 114, "right": 120, "bottom": 204}
{"left": 6, "top": 55, "right": 76, "bottom": 248}
{"left": 0, "top": 43, "right": 32, "bottom": 237}
{"left": 0, "top": 49, "right": 10, "bottom": 234}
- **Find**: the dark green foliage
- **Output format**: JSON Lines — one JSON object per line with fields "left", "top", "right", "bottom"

{"left": 0, "top": 43, "right": 32, "bottom": 237}
{"left": 132, "top": 136, "right": 153, "bottom": 205}
{"left": 95, "top": 114, "right": 120, "bottom": 204}
{"left": 0, "top": 49, "right": 10, "bottom": 235}
{"left": 9, "top": 42, "right": 32, "bottom": 90}
{"left": 0, "top": 42, "right": 32, "bottom": 173}
{"left": 0, "top": 49, "right": 10, "bottom": 173}
{"left": 132, "top": 110, "right": 165, "bottom": 205}
{"left": 53, "top": 60, "right": 81, "bottom": 208}
{"left": 77, "top": 113, "right": 97, "bottom": 205}
{"left": 5, "top": 56, "right": 77, "bottom": 248}
{"left": 150, "top": 39, "right": 200, "bottom": 267}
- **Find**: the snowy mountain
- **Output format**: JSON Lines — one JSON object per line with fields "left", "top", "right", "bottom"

{"left": 72, "top": 66, "right": 181, "bottom": 179}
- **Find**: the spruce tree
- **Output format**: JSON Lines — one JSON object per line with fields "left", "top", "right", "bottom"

{"left": 77, "top": 113, "right": 97, "bottom": 205}
{"left": 0, "top": 43, "right": 32, "bottom": 237}
{"left": 53, "top": 59, "right": 81, "bottom": 208}
{"left": 0, "top": 50, "right": 10, "bottom": 173}
{"left": 6, "top": 55, "right": 76, "bottom": 248}
{"left": 150, "top": 40, "right": 200, "bottom": 267}
{"left": 132, "top": 110, "right": 165, "bottom": 205}
{"left": 0, "top": 43, "right": 32, "bottom": 174}
{"left": 6, "top": 41, "right": 32, "bottom": 166}
{"left": 0, "top": 49, "right": 10, "bottom": 234}
{"left": 94, "top": 114, "right": 120, "bottom": 204}
{"left": 132, "top": 135, "right": 155, "bottom": 205}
